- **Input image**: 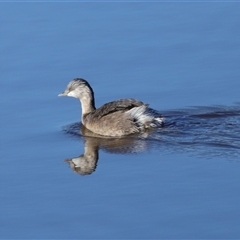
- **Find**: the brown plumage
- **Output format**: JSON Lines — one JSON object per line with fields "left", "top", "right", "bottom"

{"left": 58, "top": 78, "right": 163, "bottom": 137}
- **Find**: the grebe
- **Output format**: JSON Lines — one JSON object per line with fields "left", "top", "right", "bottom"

{"left": 58, "top": 78, "right": 163, "bottom": 137}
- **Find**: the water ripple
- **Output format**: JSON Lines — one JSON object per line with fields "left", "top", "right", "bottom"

{"left": 63, "top": 104, "right": 240, "bottom": 159}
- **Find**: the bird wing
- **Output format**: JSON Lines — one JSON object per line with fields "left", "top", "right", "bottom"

{"left": 90, "top": 98, "right": 144, "bottom": 119}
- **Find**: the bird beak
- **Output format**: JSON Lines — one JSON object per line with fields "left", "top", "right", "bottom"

{"left": 58, "top": 91, "right": 68, "bottom": 97}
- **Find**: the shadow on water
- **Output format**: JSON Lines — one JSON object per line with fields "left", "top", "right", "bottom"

{"left": 62, "top": 104, "right": 240, "bottom": 175}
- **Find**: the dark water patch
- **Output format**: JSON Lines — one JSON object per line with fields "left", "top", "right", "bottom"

{"left": 151, "top": 104, "right": 240, "bottom": 158}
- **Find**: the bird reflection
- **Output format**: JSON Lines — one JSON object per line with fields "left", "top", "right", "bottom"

{"left": 63, "top": 123, "right": 151, "bottom": 175}
{"left": 64, "top": 136, "right": 99, "bottom": 175}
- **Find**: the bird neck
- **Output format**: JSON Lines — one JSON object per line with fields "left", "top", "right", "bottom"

{"left": 79, "top": 96, "right": 96, "bottom": 116}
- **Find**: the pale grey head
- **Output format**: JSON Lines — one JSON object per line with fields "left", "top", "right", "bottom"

{"left": 58, "top": 78, "right": 94, "bottom": 100}
{"left": 58, "top": 78, "right": 96, "bottom": 112}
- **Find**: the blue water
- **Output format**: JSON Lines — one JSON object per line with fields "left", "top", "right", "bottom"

{"left": 1, "top": 3, "right": 240, "bottom": 239}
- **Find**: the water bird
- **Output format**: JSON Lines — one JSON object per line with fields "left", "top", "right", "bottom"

{"left": 58, "top": 78, "right": 163, "bottom": 137}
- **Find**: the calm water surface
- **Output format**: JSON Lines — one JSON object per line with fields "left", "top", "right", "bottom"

{"left": 1, "top": 3, "right": 240, "bottom": 239}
